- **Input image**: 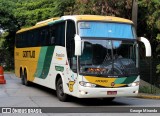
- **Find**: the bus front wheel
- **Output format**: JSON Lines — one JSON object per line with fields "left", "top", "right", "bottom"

{"left": 56, "top": 78, "right": 68, "bottom": 102}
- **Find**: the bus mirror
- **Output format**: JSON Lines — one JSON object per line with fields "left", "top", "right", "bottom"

{"left": 74, "top": 34, "right": 82, "bottom": 56}
{"left": 138, "top": 37, "right": 151, "bottom": 57}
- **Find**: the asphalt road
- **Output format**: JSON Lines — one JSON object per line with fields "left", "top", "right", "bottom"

{"left": 0, "top": 74, "right": 160, "bottom": 115}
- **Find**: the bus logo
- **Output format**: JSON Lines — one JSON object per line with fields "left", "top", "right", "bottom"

{"left": 67, "top": 81, "right": 75, "bottom": 92}
{"left": 111, "top": 82, "right": 115, "bottom": 86}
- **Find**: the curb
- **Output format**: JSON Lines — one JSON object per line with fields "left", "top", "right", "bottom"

{"left": 137, "top": 94, "right": 160, "bottom": 99}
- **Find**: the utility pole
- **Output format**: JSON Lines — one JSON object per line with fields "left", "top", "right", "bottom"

{"left": 132, "top": 0, "right": 138, "bottom": 31}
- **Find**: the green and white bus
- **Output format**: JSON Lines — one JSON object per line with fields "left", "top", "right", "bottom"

{"left": 15, "top": 15, "right": 151, "bottom": 101}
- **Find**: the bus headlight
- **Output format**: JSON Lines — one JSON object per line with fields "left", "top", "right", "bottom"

{"left": 129, "top": 81, "right": 140, "bottom": 87}
{"left": 79, "top": 81, "right": 96, "bottom": 87}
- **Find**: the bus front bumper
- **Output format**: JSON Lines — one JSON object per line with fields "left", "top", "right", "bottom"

{"left": 77, "top": 86, "right": 139, "bottom": 98}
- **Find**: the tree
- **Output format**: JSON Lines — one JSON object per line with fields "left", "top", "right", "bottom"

{"left": 0, "top": 0, "right": 159, "bottom": 71}
{"left": 72, "top": 0, "right": 133, "bottom": 19}
{"left": 14, "top": 0, "right": 55, "bottom": 27}
{"left": 0, "top": 0, "right": 58, "bottom": 70}
{"left": 138, "top": 0, "right": 160, "bottom": 58}
{"left": 0, "top": 0, "right": 18, "bottom": 31}
{"left": 0, "top": 0, "right": 18, "bottom": 70}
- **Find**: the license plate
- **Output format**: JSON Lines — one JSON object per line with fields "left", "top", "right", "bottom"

{"left": 107, "top": 91, "right": 117, "bottom": 95}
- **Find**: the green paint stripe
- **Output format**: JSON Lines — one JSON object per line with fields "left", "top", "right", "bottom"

{"left": 34, "top": 47, "right": 48, "bottom": 77}
{"left": 34, "top": 46, "right": 55, "bottom": 79}
{"left": 114, "top": 77, "right": 127, "bottom": 84}
{"left": 123, "top": 76, "right": 137, "bottom": 84}
{"left": 39, "top": 46, "right": 55, "bottom": 79}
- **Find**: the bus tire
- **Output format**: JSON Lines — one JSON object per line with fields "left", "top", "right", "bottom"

{"left": 24, "top": 70, "right": 30, "bottom": 86}
{"left": 20, "top": 71, "right": 25, "bottom": 85}
{"left": 56, "top": 78, "right": 68, "bottom": 102}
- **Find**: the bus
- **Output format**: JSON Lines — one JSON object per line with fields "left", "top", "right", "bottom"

{"left": 15, "top": 15, "right": 151, "bottom": 101}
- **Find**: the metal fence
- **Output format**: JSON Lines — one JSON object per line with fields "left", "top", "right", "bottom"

{"left": 139, "top": 59, "right": 160, "bottom": 94}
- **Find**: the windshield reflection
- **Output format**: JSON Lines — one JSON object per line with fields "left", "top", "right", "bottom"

{"left": 80, "top": 39, "right": 138, "bottom": 76}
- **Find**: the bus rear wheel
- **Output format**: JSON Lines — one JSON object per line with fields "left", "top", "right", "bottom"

{"left": 24, "top": 70, "right": 30, "bottom": 86}
{"left": 20, "top": 71, "right": 25, "bottom": 85}
{"left": 56, "top": 78, "right": 68, "bottom": 102}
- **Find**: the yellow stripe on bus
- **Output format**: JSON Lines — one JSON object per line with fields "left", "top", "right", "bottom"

{"left": 85, "top": 76, "right": 126, "bottom": 87}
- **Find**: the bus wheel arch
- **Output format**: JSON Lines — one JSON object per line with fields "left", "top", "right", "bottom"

{"left": 55, "top": 74, "right": 61, "bottom": 89}
{"left": 55, "top": 74, "right": 68, "bottom": 102}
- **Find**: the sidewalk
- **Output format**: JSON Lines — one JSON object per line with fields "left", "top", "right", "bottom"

{"left": 137, "top": 93, "right": 160, "bottom": 99}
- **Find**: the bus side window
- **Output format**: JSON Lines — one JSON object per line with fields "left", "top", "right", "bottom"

{"left": 49, "top": 25, "right": 56, "bottom": 45}
{"left": 34, "top": 29, "right": 39, "bottom": 47}
{"left": 66, "top": 20, "right": 76, "bottom": 71}
{"left": 41, "top": 28, "right": 46, "bottom": 46}
{"left": 19, "top": 33, "right": 23, "bottom": 47}
{"left": 37, "top": 29, "right": 41, "bottom": 46}
{"left": 16, "top": 33, "right": 22, "bottom": 48}
{"left": 45, "top": 28, "right": 50, "bottom": 45}
{"left": 22, "top": 32, "right": 28, "bottom": 47}
{"left": 15, "top": 34, "right": 19, "bottom": 48}
{"left": 24, "top": 31, "right": 29, "bottom": 47}
{"left": 55, "top": 22, "right": 65, "bottom": 46}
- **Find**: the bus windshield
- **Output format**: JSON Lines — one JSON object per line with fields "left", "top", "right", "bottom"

{"left": 78, "top": 21, "right": 136, "bottom": 39}
{"left": 79, "top": 39, "right": 138, "bottom": 76}
{"left": 78, "top": 21, "right": 138, "bottom": 76}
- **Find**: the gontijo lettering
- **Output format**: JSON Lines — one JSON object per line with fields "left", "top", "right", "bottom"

{"left": 23, "top": 51, "right": 35, "bottom": 58}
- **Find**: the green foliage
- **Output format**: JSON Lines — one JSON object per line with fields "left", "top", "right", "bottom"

{"left": 137, "top": 0, "right": 160, "bottom": 74}
{"left": 0, "top": 0, "right": 160, "bottom": 72}
{"left": 0, "top": 0, "right": 17, "bottom": 31}
{"left": 12, "top": 0, "right": 76, "bottom": 27}
{"left": 0, "top": 32, "right": 8, "bottom": 47}
{"left": 157, "top": 34, "right": 160, "bottom": 41}
{"left": 157, "top": 64, "right": 160, "bottom": 73}
{"left": 138, "top": 0, "right": 160, "bottom": 34}
{"left": 73, "top": 0, "right": 132, "bottom": 19}
{"left": 138, "top": 0, "right": 160, "bottom": 58}
{"left": 14, "top": 0, "right": 55, "bottom": 27}
{"left": 139, "top": 85, "right": 160, "bottom": 94}
{"left": 52, "top": 0, "right": 75, "bottom": 16}
{"left": 139, "top": 86, "right": 152, "bottom": 94}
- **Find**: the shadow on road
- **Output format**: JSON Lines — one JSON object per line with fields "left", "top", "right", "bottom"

{"left": 70, "top": 98, "right": 128, "bottom": 106}
{"left": 27, "top": 82, "right": 57, "bottom": 96}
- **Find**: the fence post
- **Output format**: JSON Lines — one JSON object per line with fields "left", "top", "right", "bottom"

{"left": 150, "top": 57, "right": 153, "bottom": 94}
